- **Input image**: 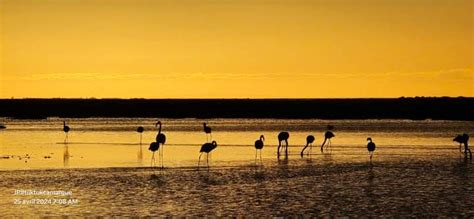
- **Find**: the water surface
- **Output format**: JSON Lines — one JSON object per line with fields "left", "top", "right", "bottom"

{"left": 0, "top": 118, "right": 472, "bottom": 217}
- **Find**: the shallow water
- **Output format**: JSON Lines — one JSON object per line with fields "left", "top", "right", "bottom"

{"left": 0, "top": 118, "right": 472, "bottom": 169}
{"left": 0, "top": 118, "right": 473, "bottom": 216}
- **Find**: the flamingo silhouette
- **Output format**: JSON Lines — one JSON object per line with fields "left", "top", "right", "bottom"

{"left": 254, "top": 135, "right": 265, "bottom": 162}
{"left": 198, "top": 140, "right": 217, "bottom": 169}
{"left": 454, "top": 134, "right": 471, "bottom": 159}
{"left": 453, "top": 134, "right": 466, "bottom": 153}
{"left": 136, "top": 126, "right": 144, "bottom": 144}
{"left": 300, "top": 135, "right": 315, "bottom": 157}
{"left": 149, "top": 142, "right": 159, "bottom": 168}
{"left": 367, "top": 137, "right": 376, "bottom": 161}
{"left": 277, "top": 132, "right": 290, "bottom": 158}
{"left": 320, "top": 130, "right": 335, "bottom": 152}
{"left": 203, "top": 122, "right": 212, "bottom": 142}
{"left": 63, "top": 121, "right": 70, "bottom": 143}
{"left": 149, "top": 121, "right": 166, "bottom": 169}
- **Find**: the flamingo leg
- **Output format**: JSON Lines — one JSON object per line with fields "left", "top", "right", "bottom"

{"left": 206, "top": 153, "right": 209, "bottom": 168}
{"left": 151, "top": 152, "right": 155, "bottom": 167}
{"left": 277, "top": 141, "right": 281, "bottom": 157}
{"left": 198, "top": 153, "right": 203, "bottom": 170}
{"left": 260, "top": 149, "right": 262, "bottom": 162}
{"left": 160, "top": 146, "right": 164, "bottom": 169}
{"left": 255, "top": 149, "right": 258, "bottom": 163}
{"left": 139, "top": 134, "right": 142, "bottom": 145}
{"left": 285, "top": 139, "right": 288, "bottom": 156}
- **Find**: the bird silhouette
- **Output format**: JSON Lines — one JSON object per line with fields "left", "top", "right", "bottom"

{"left": 254, "top": 135, "right": 265, "bottom": 162}
{"left": 300, "top": 135, "right": 315, "bottom": 157}
{"left": 453, "top": 134, "right": 466, "bottom": 153}
{"left": 198, "top": 140, "right": 217, "bottom": 169}
{"left": 149, "top": 121, "right": 166, "bottom": 169}
{"left": 136, "top": 126, "right": 144, "bottom": 144}
{"left": 149, "top": 142, "right": 159, "bottom": 168}
{"left": 63, "top": 121, "right": 70, "bottom": 143}
{"left": 367, "top": 137, "right": 376, "bottom": 161}
{"left": 454, "top": 133, "right": 471, "bottom": 159}
{"left": 320, "top": 131, "right": 335, "bottom": 152}
{"left": 203, "top": 122, "right": 212, "bottom": 142}
{"left": 277, "top": 132, "right": 290, "bottom": 158}
{"left": 0, "top": 124, "right": 6, "bottom": 129}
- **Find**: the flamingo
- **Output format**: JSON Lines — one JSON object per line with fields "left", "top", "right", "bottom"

{"left": 149, "top": 121, "right": 166, "bottom": 169}
{"left": 254, "top": 135, "right": 265, "bottom": 162}
{"left": 454, "top": 134, "right": 471, "bottom": 159}
{"left": 320, "top": 131, "right": 335, "bottom": 152}
{"left": 149, "top": 142, "right": 159, "bottom": 168}
{"left": 198, "top": 140, "right": 217, "bottom": 169}
{"left": 277, "top": 132, "right": 290, "bottom": 158}
{"left": 136, "top": 126, "right": 144, "bottom": 144}
{"left": 453, "top": 134, "right": 465, "bottom": 153}
{"left": 367, "top": 137, "right": 376, "bottom": 160}
{"left": 203, "top": 122, "right": 212, "bottom": 142}
{"left": 63, "top": 121, "right": 70, "bottom": 143}
{"left": 300, "top": 135, "right": 315, "bottom": 157}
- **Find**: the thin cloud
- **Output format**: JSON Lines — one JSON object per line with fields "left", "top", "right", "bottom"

{"left": 11, "top": 68, "right": 473, "bottom": 82}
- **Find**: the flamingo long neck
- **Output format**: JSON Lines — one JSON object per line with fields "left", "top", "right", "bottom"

{"left": 63, "top": 121, "right": 66, "bottom": 127}
{"left": 260, "top": 136, "right": 264, "bottom": 142}
{"left": 321, "top": 138, "right": 327, "bottom": 147}
{"left": 158, "top": 123, "right": 162, "bottom": 134}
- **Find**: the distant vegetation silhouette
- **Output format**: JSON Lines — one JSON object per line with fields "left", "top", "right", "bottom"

{"left": 0, "top": 97, "right": 472, "bottom": 120}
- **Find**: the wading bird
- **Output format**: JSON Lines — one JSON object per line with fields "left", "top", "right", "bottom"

{"left": 63, "top": 121, "right": 70, "bottom": 143}
{"left": 149, "top": 142, "right": 159, "bottom": 168}
{"left": 454, "top": 134, "right": 466, "bottom": 153}
{"left": 203, "top": 122, "right": 212, "bottom": 142}
{"left": 320, "top": 130, "right": 335, "bottom": 152}
{"left": 254, "top": 135, "right": 265, "bottom": 162}
{"left": 454, "top": 134, "right": 471, "bottom": 159}
{"left": 300, "top": 135, "right": 315, "bottom": 157}
{"left": 277, "top": 132, "right": 290, "bottom": 158}
{"left": 149, "top": 121, "right": 166, "bottom": 168}
{"left": 367, "top": 137, "right": 376, "bottom": 160}
{"left": 136, "top": 126, "right": 144, "bottom": 144}
{"left": 198, "top": 140, "right": 218, "bottom": 169}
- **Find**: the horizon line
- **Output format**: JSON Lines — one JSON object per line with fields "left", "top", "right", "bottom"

{"left": 0, "top": 96, "right": 472, "bottom": 100}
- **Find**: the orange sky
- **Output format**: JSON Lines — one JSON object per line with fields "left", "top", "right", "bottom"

{"left": 0, "top": 0, "right": 472, "bottom": 98}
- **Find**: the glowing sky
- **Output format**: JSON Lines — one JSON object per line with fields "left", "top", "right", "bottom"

{"left": 0, "top": 0, "right": 472, "bottom": 98}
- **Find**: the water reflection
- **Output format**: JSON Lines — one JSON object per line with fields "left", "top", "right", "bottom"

{"left": 364, "top": 166, "right": 376, "bottom": 215}
{"left": 137, "top": 143, "right": 143, "bottom": 163}
{"left": 63, "top": 143, "right": 70, "bottom": 167}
